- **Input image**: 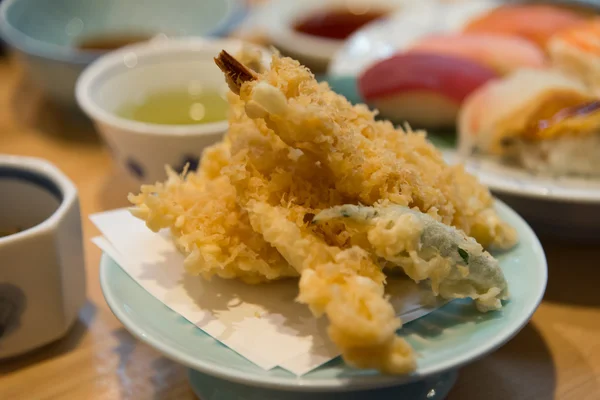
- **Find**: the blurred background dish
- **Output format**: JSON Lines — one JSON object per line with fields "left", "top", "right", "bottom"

{"left": 328, "top": 0, "right": 502, "bottom": 128}
{"left": 76, "top": 37, "right": 270, "bottom": 186}
{"left": 328, "top": 0, "right": 600, "bottom": 130}
{"left": 463, "top": 3, "right": 587, "bottom": 48}
{"left": 263, "top": 0, "right": 410, "bottom": 73}
{"left": 0, "top": 0, "right": 246, "bottom": 106}
{"left": 328, "top": 0, "right": 501, "bottom": 78}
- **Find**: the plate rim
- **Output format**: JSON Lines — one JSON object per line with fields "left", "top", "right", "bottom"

{"left": 443, "top": 150, "right": 600, "bottom": 204}
{"left": 99, "top": 199, "right": 547, "bottom": 392}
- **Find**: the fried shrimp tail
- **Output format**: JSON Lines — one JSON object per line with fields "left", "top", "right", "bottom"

{"left": 214, "top": 50, "right": 258, "bottom": 95}
{"left": 314, "top": 204, "right": 509, "bottom": 312}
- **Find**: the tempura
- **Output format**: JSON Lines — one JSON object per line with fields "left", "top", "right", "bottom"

{"left": 129, "top": 50, "right": 517, "bottom": 374}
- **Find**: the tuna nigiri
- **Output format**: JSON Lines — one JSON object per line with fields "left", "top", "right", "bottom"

{"left": 549, "top": 19, "right": 600, "bottom": 95}
{"left": 408, "top": 33, "right": 548, "bottom": 75}
{"left": 358, "top": 53, "right": 498, "bottom": 129}
{"left": 464, "top": 4, "right": 585, "bottom": 49}
{"left": 459, "top": 68, "right": 600, "bottom": 176}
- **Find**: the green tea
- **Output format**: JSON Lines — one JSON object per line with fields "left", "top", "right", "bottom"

{"left": 117, "top": 88, "right": 229, "bottom": 125}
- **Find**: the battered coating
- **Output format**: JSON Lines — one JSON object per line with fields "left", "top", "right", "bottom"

{"left": 129, "top": 51, "right": 517, "bottom": 374}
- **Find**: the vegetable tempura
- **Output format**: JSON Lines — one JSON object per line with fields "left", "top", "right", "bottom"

{"left": 129, "top": 50, "right": 517, "bottom": 374}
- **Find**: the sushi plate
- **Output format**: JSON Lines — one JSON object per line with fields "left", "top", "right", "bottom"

{"left": 100, "top": 200, "right": 547, "bottom": 400}
{"left": 328, "top": 0, "right": 600, "bottom": 79}
{"left": 328, "top": 0, "right": 501, "bottom": 78}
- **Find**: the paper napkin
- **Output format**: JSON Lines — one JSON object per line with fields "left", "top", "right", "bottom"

{"left": 91, "top": 209, "right": 447, "bottom": 375}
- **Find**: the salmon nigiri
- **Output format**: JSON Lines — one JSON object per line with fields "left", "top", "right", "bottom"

{"left": 549, "top": 19, "right": 600, "bottom": 95}
{"left": 464, "top": 4, "right": 586, "bottom": 49}
{"left": 409, "top": 33, "right": 548, "bottom": 75}
{"left": 459, "top": 68, "right": 600, "bottom": 176}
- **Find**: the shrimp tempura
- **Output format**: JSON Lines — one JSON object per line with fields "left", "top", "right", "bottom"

{"left": 128, "top": 142, "right": 296, "bottom": 284}
{"left": 219, "top": 51, "right": 517, "bottom": 250}
{"left": 129, "top": 50, "right": 518, "bottom": 376}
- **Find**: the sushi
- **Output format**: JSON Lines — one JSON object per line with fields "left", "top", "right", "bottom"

{"left": 463, "top": 4, "right": 585, "bottom": 49}
{"left": 408, "top": 33, "right": 548, "bottom": 75}
{"left": 358, "top": 53, "right": 498, "bottom": 129}
{"left": 549, "top": 19, "right": 600, "bottom": 95}
{"left": 458, "top": 68, "right": 600, "bottom": 176}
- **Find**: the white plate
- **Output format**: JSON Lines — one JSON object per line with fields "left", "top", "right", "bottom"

{"left": 443, "top": 150, "right": 600, "bottom": 203}
{"left": 328, "top": 0, "right": 501, "bottom": 77}
{"left": 442, "top": 150, "right": 600, "bottom": 239}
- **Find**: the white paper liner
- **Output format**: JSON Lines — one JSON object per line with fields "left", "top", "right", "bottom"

{"left": 91, "top": 209, "right": 447, "bottom": 375}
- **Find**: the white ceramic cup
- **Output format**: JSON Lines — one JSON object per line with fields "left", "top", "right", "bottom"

{"left": 0, "top": 155, "right": 86, "bottom": 359}
{"left": 76, "top": 37, "right": 270, "bottom": 185}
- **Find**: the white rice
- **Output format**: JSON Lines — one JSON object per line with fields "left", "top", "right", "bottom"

{"left": 518, "top": 134, "right": 600, "bottom": 177}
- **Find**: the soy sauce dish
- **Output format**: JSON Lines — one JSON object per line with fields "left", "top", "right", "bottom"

{"left": 76, "top": 38, "right": 270, "bottom": 185}
{"left": 264, "top": 0, "right": 408, "bottom": 72}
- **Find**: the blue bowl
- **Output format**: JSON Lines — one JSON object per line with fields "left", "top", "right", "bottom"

{"left": 0, "top": 0, "right": 245, "bottom": 105}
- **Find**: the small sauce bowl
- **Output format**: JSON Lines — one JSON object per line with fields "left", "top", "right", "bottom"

{"left": 265, "top": 0, "right": 407, "bottom": 72}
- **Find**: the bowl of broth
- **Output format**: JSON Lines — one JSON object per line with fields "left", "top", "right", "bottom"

{"left": 76, "top": 37, "right": 270, "bottom": 185}
{"left": 264, "top": 0, "right": 409, "bottom": 72}
{"left": 0, "top": 0, "right": 246, "bottom": 106}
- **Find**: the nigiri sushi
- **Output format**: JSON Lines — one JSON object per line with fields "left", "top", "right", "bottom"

{"left": 459, "top": 68, "right": 600, "bottom": 176}
{"left": 408, "top": 33, "right": 548, "bottom": 75}
{"left": 464, "top": 4, "right": 585, "bottom": 49}
{"left": 549, "top": 19, "right": 600, "bottom": 95}
{"left": 358, "top": 53, "right": 498, "bottom": 129}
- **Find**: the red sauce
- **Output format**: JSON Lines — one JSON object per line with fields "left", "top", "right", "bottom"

{"left": 294, "top": 9, "right": 388, "bottom": 40}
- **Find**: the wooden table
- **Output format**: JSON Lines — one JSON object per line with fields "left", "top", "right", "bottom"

{"left": 0, "top": 55, "right": 599, "bottom": 400}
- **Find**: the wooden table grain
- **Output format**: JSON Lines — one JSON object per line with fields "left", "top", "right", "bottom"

{"left": 0, "top": 55, "right": 599, "bottom": 400}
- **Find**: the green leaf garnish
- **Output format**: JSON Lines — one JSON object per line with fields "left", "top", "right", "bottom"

{"left": 458, "top": 248, "right": 469, "bottom": 264}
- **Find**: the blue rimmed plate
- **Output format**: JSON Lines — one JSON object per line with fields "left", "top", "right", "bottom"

{"left": 100, "top": 200, "right": 547, "bottom": 395}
